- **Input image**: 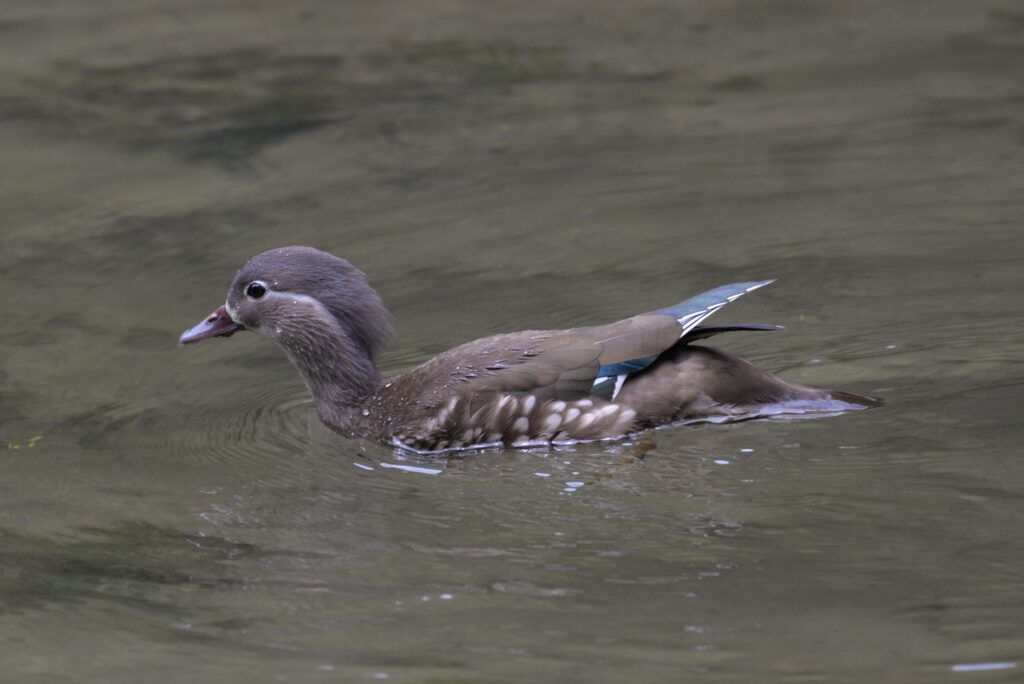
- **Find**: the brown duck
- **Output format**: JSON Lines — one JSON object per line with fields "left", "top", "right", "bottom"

{"left": 180, "top": 246, "right": 877, "bottom": 453}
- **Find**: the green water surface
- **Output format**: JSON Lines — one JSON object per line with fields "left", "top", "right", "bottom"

{"left": 1, "top": 1, "right": 1023, "bottom": 682}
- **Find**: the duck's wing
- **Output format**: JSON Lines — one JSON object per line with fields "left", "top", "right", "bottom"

{"left": 678, "top": 322, "right": 783, "bottom": 344}
{"left": 388, "top": 281, "right": 776, "bottom": 410}
{"left": 588, "top": 280, "right": 775, "bottom": 400}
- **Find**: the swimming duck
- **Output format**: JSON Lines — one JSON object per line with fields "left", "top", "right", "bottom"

{"left": 180, "top": 246, "right": 876, "bottom": 452}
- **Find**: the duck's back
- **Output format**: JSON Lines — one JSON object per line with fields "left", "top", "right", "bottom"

{"left": 369, "top": 295, "right": 876, "bottom": 453}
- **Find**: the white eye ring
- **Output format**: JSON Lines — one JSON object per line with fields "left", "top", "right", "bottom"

{"left": 245, "top": 280, "right": 269, "bottom": 299}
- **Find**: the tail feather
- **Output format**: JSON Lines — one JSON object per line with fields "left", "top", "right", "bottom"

{"left": 826, "top": 390, "right": 885, "bottom": 409}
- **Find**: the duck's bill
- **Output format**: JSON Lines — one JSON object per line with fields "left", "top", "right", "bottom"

{"left": 179, "top": 305, "right": 244, "bottom": 346}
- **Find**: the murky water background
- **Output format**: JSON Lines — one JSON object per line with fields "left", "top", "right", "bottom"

{"left": 2, "top": 1, "right": 1023, "bottom": 681}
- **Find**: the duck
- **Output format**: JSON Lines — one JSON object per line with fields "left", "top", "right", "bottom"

{"left": 180, "top": 246, "right": 878, "bottom": 453}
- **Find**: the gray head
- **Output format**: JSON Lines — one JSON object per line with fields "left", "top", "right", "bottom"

{"left": 181, "top": 246, "right": 393, "bottom": 408}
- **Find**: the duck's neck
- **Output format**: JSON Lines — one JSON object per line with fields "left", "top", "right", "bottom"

{"left": 279, "top": 325, "right": 382, "bottom": 432}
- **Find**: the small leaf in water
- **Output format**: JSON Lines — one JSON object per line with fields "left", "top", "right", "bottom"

{"left": 618, "top": 439, "right": 656, "bottom": 463}
{"left": 5, "top": 435, "right": 44, "bottom": 450}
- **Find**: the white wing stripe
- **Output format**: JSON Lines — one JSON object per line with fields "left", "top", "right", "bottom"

{"left": 675, "top": 280, "right": 774, "bottom": 339}
{"left": 611, "top": 374, "right": 627, "bottom": 400}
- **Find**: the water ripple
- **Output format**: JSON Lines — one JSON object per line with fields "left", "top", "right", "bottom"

{"left": 166, "top": 384, "right": 313, "bottom": 474}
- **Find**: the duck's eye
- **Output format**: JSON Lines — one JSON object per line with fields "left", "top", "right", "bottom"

{"left": 245, "top": 281, "right": 268, "bottom": 299}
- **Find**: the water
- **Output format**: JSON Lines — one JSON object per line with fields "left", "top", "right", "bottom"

{"left": 2, "top": 1, "right": 1023, "bottom": 681}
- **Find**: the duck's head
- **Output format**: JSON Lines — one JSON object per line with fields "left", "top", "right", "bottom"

{"left": 180, "top": 246, "right": 393, "bottom": 404}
